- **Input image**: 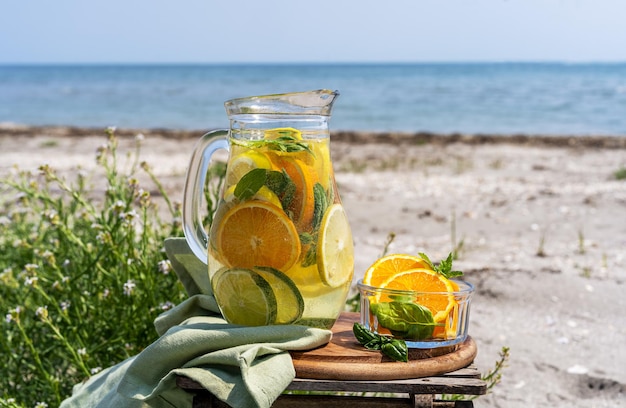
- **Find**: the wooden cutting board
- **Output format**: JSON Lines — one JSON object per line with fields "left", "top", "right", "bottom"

{"left": 290, "top": 312, "right": 477, "bottom": 381}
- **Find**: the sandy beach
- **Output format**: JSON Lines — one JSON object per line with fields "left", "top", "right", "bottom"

{"left": 1, "top": 125, "right": 625, "bottom": 407}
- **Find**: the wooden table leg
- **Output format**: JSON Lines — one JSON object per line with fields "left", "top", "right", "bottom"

{"left": 412, "top": 394, "right": 433, "bottom": 408}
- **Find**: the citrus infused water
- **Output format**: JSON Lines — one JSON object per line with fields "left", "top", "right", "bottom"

{"left": 207, "top": 128, "right": 354, "bottom": 329}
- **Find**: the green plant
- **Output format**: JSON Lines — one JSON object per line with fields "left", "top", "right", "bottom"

{"left": 479, "top": 346, "right": 510, "bottom": 396}
{"left": 0, "top": 128, "right": 187, "bottom": 407}
{"left": 577, "top": 228, "right": 586, "bottom": 254}
{"left": 442, "top": 346, "right": 510, "bottom": 401}
{"left": 450, "top": 209, "right": 465, "bottom": 260}
{"left": 614, "top": 167, "right": 626, "bottom": 180}
{"left": 536, "top": 227, "right": 547, "bottom": 257}
{"left": 39, "top": 139, "right": 59, "bottom": 148}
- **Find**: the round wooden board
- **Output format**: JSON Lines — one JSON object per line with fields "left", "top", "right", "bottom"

{"left": 290, "top": 312, "right": 477, "bottom": 381}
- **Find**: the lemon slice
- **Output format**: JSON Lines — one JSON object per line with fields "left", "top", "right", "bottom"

{"left": 223, "top": 184, "right": 283, "bottom": 209}
{"left": 226, "top": 150, "right": 273, "bottom": 187}
{"left": 317, "top": 204, "right": 354, "bottom": 288}
{"left": 212, "top": 268, "right": 277, "bottom": 326}
{"left": 253, "top": 266, "right": 304, "bottom": 324}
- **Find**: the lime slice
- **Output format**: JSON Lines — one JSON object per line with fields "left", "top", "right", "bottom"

{"left": 212, "top": 268, "right": 277, "bottom": 326}
{"left": 253, "top": 266, "right": 304, "bottom": 324}
{"left": 226, "top": 151, "right": 273, "bottom": 187}
{"left": 317, "top": 204, "right": 354, "bottom": 288}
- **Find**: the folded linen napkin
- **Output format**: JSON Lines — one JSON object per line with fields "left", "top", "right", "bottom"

{"left": 60, "top": 238, "right": 332, "bottom": 408}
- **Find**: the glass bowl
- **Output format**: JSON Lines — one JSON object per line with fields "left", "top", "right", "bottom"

{"left": 357, "top": 279, "right": 474, "bottom": 349}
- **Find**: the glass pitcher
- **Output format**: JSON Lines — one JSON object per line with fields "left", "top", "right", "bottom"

{"left": 183, "top": 89, "right": 354, "bottom": 329}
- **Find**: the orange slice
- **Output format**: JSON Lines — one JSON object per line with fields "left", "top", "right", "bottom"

{"left": 379, "top": 268, "right": 456, "bottom": 322}
{"left": 215, "top": 201, "right": 300, "bottom": 271}
{"left": 363, "top": 254, "right": 431, "bottom": 287}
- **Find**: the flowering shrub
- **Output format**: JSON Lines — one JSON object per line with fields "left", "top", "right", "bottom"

{"left": 0, "top": 129, "right": 192, "bottom": 407}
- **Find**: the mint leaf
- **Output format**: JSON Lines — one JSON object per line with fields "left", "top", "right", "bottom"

{"left": 234, "top": 168, "right": 267, "bottom": 201}
{"left": 263, "top": 169, "right": 296, "bottom": 210}
{"left": 312, "top": 182, "right": 328, "bottom": 231}
{"left": 418, "top": 252, "right": 463, "bottom": 279}
{"left": 248, "top": 134, "right": 313, "bottom": 155}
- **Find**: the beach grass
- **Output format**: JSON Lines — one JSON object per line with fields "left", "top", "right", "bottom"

{"left": 0, "top": 129, "right": 186, "bottom": 407}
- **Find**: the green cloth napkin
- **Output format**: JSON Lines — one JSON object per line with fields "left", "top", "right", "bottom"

{"left": 60, "top": 238, "right": 332, "bottom": 408}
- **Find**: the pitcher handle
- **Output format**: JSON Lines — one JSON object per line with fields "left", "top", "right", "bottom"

{"left": 182, "top": 129, "right": 229, "bottom": 264}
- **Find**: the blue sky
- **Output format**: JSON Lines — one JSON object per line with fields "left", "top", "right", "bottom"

{"left": 2, "top": 0, "right": 626, "bottom": 64}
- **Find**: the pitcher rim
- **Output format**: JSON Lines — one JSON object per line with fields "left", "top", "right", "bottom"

{"left": 224, "top": 89, "right": 339, "bottom": 117}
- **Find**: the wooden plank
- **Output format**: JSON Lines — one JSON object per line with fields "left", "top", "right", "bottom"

{"left": 190, "top": 393, "right": 473, "bottom": 408}
{"left": 285, "top": 376, "right": 486, "bottom": 395}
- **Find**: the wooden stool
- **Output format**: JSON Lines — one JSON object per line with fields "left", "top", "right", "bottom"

{"left": 177, "top": 313, "right": 487, "bottom": 407}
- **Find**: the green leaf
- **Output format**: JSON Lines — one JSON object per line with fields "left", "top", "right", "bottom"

{"left": 418, "top": 252, "right": 463, "bottom": 279}
{"left": 248, "top": 134, "right": 313, "bottom": 155}
{"left": 372, "top": 301, "right": 437, "bottom": 341}
{"left": 299, "top": 232, "right": 315, "bottom": 245}
{"left": 234, "top": 168, "right": 267, "bottom": 201}
{"left": 278, "top": 170, "right": 296, "bottom": 209}
{"left": 382, "top": 339, "right": 408, "bottom": 362}
{"left": 301, "top": 245, "right": 317, "bottom": 267}
{"left": 352, "top": 323, "right": 409, "bottom": 362}
{"left": 312, "top": 182, "right": 328, "bottom": 231}
{"left": 353, "top": 322, "right": 380, "bottom": 349}
{"left": 265, "top": 170, "right": 287, "bottom": 194}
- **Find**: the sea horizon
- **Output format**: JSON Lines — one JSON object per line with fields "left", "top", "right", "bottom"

{"left": 2, "top": 62, "right": 626, "bottom": 136}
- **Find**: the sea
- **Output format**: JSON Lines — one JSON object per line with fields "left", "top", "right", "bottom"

{"left": 1, "top": 62, "right": 626, "bottom": 136}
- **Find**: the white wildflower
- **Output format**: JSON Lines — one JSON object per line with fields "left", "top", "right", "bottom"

{"left": 34, "top": 402, "right": 48, "bottom": 408}
{"left": 90, "top": 367, "right": 103, "bottom": 375}
{"left": 24, "top": 276, "right": 39, "bottom": 286}
{"left": 121, "top": 209, "right": 138, "bottom": 222}
{"left": 158, "top": 260, "right": 172, "bottom": 275}
{"left": 24, "top": 263, "right": 39, "bottom": 272}
{"left": 35, "top": 306, "right": 48, "bottom": 320}
{"left": 123, "top": 280, "right": 136, "bottom": 296}
{"left": 6, "top": 306, "right": 22, "bottom": 323}
{"left": 110, "top": 200, "right": 126, "bottom": 216}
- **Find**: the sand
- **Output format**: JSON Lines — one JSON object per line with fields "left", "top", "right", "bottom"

{"left": 1, "top": 124, "right": 625, "bottom": 407}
